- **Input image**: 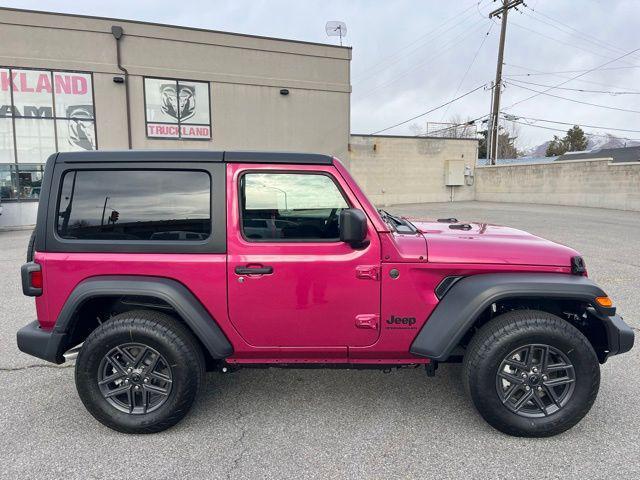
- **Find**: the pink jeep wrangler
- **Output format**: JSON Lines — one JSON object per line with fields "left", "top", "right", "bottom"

{"left": 18, "top": 151, "right": 633, "bottom": 436}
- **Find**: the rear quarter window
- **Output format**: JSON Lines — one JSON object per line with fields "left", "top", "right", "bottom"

{"left": 56, "top": 170, "right": 211, "bottom": 241}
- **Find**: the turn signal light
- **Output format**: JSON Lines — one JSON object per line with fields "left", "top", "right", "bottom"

{"left": 595, "top": 296, "right": 613, "bottom": 308}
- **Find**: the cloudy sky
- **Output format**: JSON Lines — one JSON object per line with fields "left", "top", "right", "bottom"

{"left": 4, "top": 0, "right": 640, "bottom": 148}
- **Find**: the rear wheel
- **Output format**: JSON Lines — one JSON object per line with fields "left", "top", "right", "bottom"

{"left": 463, "top": 310, "right": 600, "bottom": 437}
{"left": 75, "top": 309, "right": 205, "bottom": 433}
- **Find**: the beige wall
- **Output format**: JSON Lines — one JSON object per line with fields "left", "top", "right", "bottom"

{"left": 348, "top": 135, "right": 478, "bottom": 206}
{"left": 475, "top": 159, "right": 640, "bottom": 211}
{"left": 0, "top": 8, "right": 351, "bottom": 159}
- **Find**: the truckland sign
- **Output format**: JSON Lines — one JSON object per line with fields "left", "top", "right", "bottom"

{"left": 0, "top": 69, "right": 97, "bottom": 160}
{"left": 144, "top": 77, "right": 211, "bottom": 140}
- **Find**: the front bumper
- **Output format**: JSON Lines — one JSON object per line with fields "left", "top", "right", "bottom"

{"left": 16, "top": 320, "right": 67, "bottom": 364}
{"left": 602, "top": 314, "right": 634, "bottom": 358}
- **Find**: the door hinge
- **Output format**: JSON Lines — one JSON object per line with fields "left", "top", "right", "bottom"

{"left": 356, "top": 265, "right": 380, "bottom": 281}
{"left": 355, "top": 314, "right": 379, "bottom": 330}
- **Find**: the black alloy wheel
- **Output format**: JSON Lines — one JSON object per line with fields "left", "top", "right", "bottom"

{"left": 495, "top": 343, "right": 575, "bottom": 418}
{"left": 97, "top": 343, "right": 174, "bottom": 415}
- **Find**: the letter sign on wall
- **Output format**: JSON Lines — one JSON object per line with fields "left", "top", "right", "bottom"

{"left": 144, "top": 77, "right": 211, "bottom": 140}
{"left": 0, "top": 68, "right": 96, "bottom": 164}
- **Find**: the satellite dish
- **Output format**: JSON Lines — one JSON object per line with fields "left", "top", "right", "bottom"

{"left": 325, "top": 21, "right": 347, "bottom": 46}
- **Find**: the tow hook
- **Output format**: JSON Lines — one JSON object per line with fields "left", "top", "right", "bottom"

{"left": 425, "top": 361, "right": 438, "bottom": 377}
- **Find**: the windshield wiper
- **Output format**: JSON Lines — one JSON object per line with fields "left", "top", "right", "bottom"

{"left": 378, "top": 209, "right": 416, "bottom": 233}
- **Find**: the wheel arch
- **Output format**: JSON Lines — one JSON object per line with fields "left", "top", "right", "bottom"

{"left": 54, "top": 275, "right": 233, "bottom": 362}
{"left": 410, "top": 273, "right": 614, "bottom": 362}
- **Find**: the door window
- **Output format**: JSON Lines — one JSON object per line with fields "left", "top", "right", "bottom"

{"left": 241, "top": 173, "right": 349, "bottom": 241}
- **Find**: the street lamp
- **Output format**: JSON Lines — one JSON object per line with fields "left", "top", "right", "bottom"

{"left": 267, "top": 186, "right": 288, "bottom": 210}
{"left": 258, "top": 184, "right": 288, "bottom": 210}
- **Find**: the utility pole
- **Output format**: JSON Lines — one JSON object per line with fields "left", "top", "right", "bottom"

{"left": 486, "top": 80, "right": 494, "bottom": 161}
{"left": 488, "top": 0, "right": 523, "bottom": 164}
{"left": 101, "top": 196, "right": 110, "bottom": 227}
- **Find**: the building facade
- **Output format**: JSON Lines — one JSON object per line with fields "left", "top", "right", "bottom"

{"left": 349, "top": 135, "right": 478, "bottom": 206}
{"left": 0, "top": 8, "right": 351, "bottom": 228}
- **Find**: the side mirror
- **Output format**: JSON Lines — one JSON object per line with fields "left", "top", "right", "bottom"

{"left": 339, "top": 209, "right": 369, "bottom": 248}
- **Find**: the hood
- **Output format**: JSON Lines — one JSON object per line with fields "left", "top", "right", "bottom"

{"left": 409, "top": 219, "right": 579, "bottom": 266}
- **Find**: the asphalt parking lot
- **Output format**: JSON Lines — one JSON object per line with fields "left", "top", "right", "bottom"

{"left": 1, "top": 201, "right": 638, "bottom": 479}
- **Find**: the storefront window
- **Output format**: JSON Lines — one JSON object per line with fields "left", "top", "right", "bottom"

{"left": 54, "top": 71, "right": 96, "bottom": 152}
{"left": 11, "top": 69, "right": 55, "bottom": 120}
{"left": 0, "top": 164, "right": 17, "bottom": 200}
{"left": 0, "top": 119, "right": 13, "bottom": 163}
{"left": 0, "top": 67, "right": 95, "bottom": 201}
{"left": 17, "top": 164, "right": 44, "bottom": 199}
{"left": 15, "top": 118, "right": 56, "bottom": 163}
{"left": 144, "top": 77, "right": 211, "bottom": 140}
{"left": 0, "top": 164, "right": 44, "bottom": 200}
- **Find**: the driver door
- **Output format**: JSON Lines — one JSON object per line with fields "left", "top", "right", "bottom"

{"left": 226, "top": 163, "right": 381, "bottom": 350}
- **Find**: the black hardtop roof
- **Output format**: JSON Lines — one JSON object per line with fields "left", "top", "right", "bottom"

{"left": 54, "top": 150, "right": 334, "bottom": 165}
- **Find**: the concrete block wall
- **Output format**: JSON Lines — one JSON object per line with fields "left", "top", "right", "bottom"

{"left": 348, "top": 135, "right": 478, "bottom": 206}
{"left": 475, "top": 158, "right": 640, "bottom": 211}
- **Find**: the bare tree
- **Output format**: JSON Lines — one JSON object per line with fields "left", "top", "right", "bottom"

{"left": 408, "top": 115, "right": 477, "bottom": 139}
{"left": 496, "top": 120, "right": 521, "bottom": 159}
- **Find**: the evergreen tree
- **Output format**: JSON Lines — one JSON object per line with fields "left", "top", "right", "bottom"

{"left": 497, "top": 126, "right": 519, "bottom": 158}
{"left": 565, "top": 125, "right": 588, "bottom": 152}
{"left": 477, "top": 126, "right": 518, "bottom": 159}
{"left": 546, "top": 135, "right": 567, "bottom": 156}
{"left": 478, "top": 129, "right": 488, "bottom": 159}
{"left": 545, "top": 126, "right": 588, "bottom": 157}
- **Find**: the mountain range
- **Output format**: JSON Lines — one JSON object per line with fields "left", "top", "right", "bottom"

{"left": 522, "top": 133, "right": 640, "bottom": 158}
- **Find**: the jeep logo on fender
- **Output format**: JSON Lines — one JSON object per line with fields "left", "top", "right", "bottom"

{"left": 386, "top": 315, "right": 417, "bottom": 329}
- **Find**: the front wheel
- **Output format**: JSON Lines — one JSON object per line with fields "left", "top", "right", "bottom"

{"left": 463, "top": 310, "right": 600, "bottom": 437}
{"left": 75, "top": 310, "right": 205, "bottom": 433}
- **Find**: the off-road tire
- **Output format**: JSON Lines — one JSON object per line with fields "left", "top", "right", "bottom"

{"left": 463, "top": 309, "right": 600, "bottom": 437}
{"left": 75, "top": 309, "right": 205, "bottom": 433}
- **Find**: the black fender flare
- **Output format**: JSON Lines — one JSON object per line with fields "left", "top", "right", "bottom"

{"left": 54, "top": 275, "right": 233, "bottom": 359}
{"left": 410, "top": 273, "right": 613, "bottom": 361}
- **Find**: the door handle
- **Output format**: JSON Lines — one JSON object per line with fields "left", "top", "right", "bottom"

{"left": 234, "top": 265, "right": 273, "bottom": 275}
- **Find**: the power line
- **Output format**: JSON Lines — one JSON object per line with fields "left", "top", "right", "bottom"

{"left": 440, "top": 22, "right": 494, "bottom": 120}
{"left": 356, "top": 19, "right": 490, "bottom": 100}
{"left": 524, "top": 5, "right": 640, "bottom": 62}
{"left": 477, "top": 0, "right": 495, "bottom": 22}
{"left": 503, "top": 63, "right": 640, "bottom": 93}
{"left": 509, "top": 21, "right": 628, "bottom": 63}
{"left": 519, "top": 10, "right": 640, "bottom": 65}
{"left": 352, "top": 3, "right": 480, "bottom": 82}
{"left": 505, "top": 117, "right": 640, "bottom": 142}
{"left": 370, "top": 83, "right": 488, "bottom": 135}
{"left": 502, "top": 46, "right": 640, "bottom": 110}
{"left": 505, "top": 81, "right": 640, "bottom": 114}
{"left": 355, "top": 19, "right": 489, "bottom": 98}
{"left": 501, "top": 113, "right": 640, "bottom": 134}
{"left": 352, "top": 2, "right": 483, "bottom": 83}
{"left": 503, "top": 65, "right": 640, "bottom": 77}
{"left": 507, "top": 77, "right": 640, "bottom": 95}
{"left": 425, "top": 113, "right": 489, "bottom": 136}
